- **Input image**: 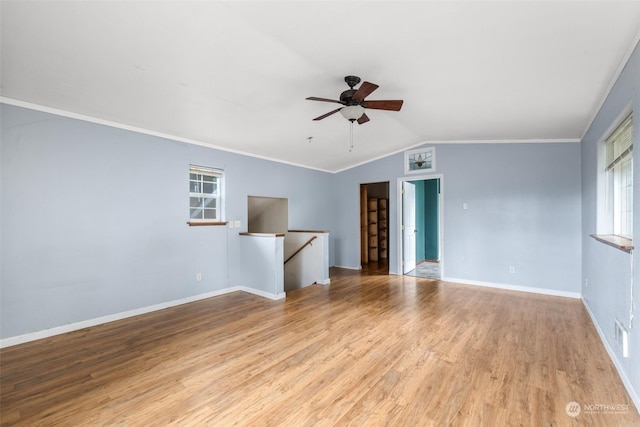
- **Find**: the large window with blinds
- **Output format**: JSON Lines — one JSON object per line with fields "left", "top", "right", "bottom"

{"left": 606, "top": 113, "right": 633, "bottom": 239}
{"left": 189, "top": 165, "right": 223, "bottom": 222}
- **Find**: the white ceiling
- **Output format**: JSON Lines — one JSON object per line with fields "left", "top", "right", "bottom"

{"left": 2, "top": 1, "right": 640, "bottom": 172}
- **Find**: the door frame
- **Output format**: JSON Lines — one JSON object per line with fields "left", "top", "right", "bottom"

{"left": 359, "top": 184, "right": 368, "bottom": 265}
{"left": 395, "top": 173, "right": 444, "bottom": 277}
{"left": 402, "top": 181, "right": 417, "bottom": 274}
{"left": 359, "top": 182, "right": 390, "bottom": 268}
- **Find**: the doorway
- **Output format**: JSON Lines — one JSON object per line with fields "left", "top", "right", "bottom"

{"left": 247, "top": 196, "right": 288, "bottom": 233}
{"left": 397, "top": 175, "right": 443, "bottom": 279}
{"left": 360, "top": 182, "right": 389, "bottom": 273}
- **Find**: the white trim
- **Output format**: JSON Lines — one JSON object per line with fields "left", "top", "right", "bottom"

{"left": 0, "top": 286, "right": 284, "bottom": 349}
{"left": 318, "top": 278, "right": 331, "bottom": 285}
{"left": 412, "top": 138, "right": 580, "bottom": 145}
{"left": 239, "top": 286, "right": 286, "bottom": 301}
{"left": 442, "top": 276, "right": 581, "bottom": 299}
{"left": 581, "top": 28, "right": 640, "bottom": 141}
{"left": 396, "top": 174, "right": 445, "bottom": 278}
{"left": 333, "top": 265, "right": 362, "bottom": 270}
{"left": 582, "top": 298, "right": 640, "bottom": 414}
{"left": 2, "top": 97, "right": 581, "bottom": 175}
{"left": 332, "top": 138, "right": 579, "bottom": 174}
{"left": 0, "top": 97, "right": 334, "bottom": 174}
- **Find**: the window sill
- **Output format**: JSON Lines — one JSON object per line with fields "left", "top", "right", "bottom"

{"left": 590, "top": 234, "right": 633, "bottom": 253}
{"left": 187, "top": 221, "right": 228, "bottom": 227}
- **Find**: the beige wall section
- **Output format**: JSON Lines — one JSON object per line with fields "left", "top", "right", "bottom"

{"left": 248, "top": 196, "right": 288, "bottom": 233}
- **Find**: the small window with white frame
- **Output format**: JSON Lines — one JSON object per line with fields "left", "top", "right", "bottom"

{"left": 189, "top": 165, "right": 223, "bottom": 222}
{"left": 606, "top": 113, "right": 633, "bottom": 239}
{"left": 404, "top": 147, "right": 436, "bottom": 174}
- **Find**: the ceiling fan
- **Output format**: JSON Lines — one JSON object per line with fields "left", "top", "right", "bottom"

{"left": 306, "top": 75, "right": 404, "bottom": 124}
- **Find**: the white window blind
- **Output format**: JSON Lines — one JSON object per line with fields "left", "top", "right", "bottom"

{"left": 606, "top": 114, "right": 633, "bottom": 171}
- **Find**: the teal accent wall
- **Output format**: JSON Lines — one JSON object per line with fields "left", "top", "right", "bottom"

{"left": 410, "top": 179, "right": 439, "bottom": 263}
{"left": 424, "top": 179, "right": 439, "bottom": 261}
{"left": 413, "top": 180, "right": 426, "bottom": 262}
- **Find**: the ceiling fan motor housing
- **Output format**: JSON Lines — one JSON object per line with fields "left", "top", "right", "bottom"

{"left": 340, "top": 89, "right": 358, "bottom": 105}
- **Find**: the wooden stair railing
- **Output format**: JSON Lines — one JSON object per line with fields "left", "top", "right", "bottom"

{"left": 284, "top": 236, "right": 317, "bottom": 265}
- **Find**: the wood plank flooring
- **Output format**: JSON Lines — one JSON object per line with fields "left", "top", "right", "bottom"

{"left": 1, "top": 268, "right": 639, "bottom": 426}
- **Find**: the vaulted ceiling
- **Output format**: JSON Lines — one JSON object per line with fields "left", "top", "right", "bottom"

{"left": 2, "top": 1, "right": 640, "bottom": 172}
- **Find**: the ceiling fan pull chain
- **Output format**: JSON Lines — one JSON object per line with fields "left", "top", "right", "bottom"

{"left": 349, "top": 122, "right": 354, "bottom": 152}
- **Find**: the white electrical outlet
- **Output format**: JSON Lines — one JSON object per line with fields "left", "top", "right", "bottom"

{"left": 614, "top": 319, "right": 629, "bottom": 358}
{"left": 463, "top": 202, "right": 468, "bottom": 210}
{"left": 509, "top": 266, "right": 515, "bottom": 274}
{"left": 196, "top": 273, "right": 202, "bottom": 281}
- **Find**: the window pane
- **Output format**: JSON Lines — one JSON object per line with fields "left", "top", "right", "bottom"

{"left": 614, "top": 155, "right": 633, "bottom": 237}
{"left": 203, "top": 208, "right": 217, "bottom": 219}
{"left": 190, "top": 197, "right": 202, "bottom": 208}
{"left": 204, "top": 198, "right": 217, "bottom": 209}
{"left": 202, "top": 182, "right": 214, "bottom": 194}
{"left": 189, "top": 165, "right": 223, "bottom": 222}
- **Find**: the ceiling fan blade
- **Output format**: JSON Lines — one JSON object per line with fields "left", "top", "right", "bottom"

{"left": 313, "top": 107, "right": 342, "bottom": 121}
{"left": 362, "top": 100, "right": 404, "bottom": 111}
{"left": 357, "top": 113, "right": 370, "bottom": 125}
{"left": 306, "top": 96, "right": 344, "bottom": 104}
{"left": 351, "top": 81, "right": 379, "bottom": 102}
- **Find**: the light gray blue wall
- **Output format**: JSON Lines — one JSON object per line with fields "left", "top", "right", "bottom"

{"left": 581, "top": 41, "right": 640, "bottom": 402}
{"left": 0, "top": 105, "right": 584, "bottom": 340}
{"left": 0, "top": 104, "right": 334, "bottom": 339}
{"left": 333, "top": 142, "right": 582, "bottom": 294}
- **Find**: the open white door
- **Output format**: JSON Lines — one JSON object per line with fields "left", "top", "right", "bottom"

{"left": 402, "top": 181, "right": 416, "bottom": 274}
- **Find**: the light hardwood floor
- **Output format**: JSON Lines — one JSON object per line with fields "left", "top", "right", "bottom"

{"left": 1, "top": 268, "right": 639, "bottom": 426}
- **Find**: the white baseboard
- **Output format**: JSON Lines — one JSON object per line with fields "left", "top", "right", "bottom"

{"left": 442, "top": 277, "right": 582, "bottom": 299}
{"left": 237, "top": 286, "right": 286, "bottom": 301}
{"left": 318, "top": 278, "right": 331, "bottom": 285}
{"left": 582, "top": 299, "right": 640, "bottom": 414}
{"left": 333, "top": 265, "right": 362, "bottom": 270}
{"left": 0, "top": 286, "right": 284, "bottom": 349}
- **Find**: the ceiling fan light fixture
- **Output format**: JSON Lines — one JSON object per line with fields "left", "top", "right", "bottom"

{"left": 340, "top": 105, "right": 365, "bottom": 121}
